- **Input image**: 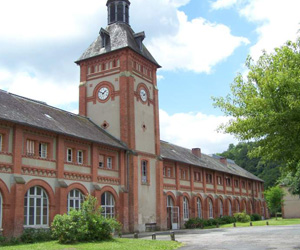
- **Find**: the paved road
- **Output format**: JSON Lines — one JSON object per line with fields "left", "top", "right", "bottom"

{"left": 139, "top": 225, "right": 300, "bottom": 250}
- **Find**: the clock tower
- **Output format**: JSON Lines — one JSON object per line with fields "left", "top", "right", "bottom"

{"left": 76, "top": 0, "right": 165, "bottom": 232}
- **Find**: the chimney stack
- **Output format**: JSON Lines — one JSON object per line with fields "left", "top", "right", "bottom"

{"left": 192, "top": 148, "right": 201, "bottom": 158}
{"left": 220, "top": 157, "right": 227, "bottom": 165}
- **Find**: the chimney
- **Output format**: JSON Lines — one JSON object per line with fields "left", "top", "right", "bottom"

{"left": 220, "top": 157, "right": 227, "bottom": 165}
{"left": 192, "top": 148, "right": 201, "bottom": 158}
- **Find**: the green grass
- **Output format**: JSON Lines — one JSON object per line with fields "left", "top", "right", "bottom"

{"left": 0, "top": 239, "right": 182, "bottom": 250}
{"left": 220, "top": 217, "right": 300, "bottom": 228}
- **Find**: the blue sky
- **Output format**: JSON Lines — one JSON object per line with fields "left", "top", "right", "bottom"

{"left": 0, "top": 0, "right": 299, "bottom": 154}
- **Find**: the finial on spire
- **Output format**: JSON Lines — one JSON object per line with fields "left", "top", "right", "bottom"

{"left": 106, "top": 0, "right": 131, "bottom": 25}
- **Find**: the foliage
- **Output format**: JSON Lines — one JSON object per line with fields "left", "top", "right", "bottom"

{"left": 0, "top": 239, "right": 182, "bottom": 250}
{"left": 264, "top": 186, "right": 285, "bottom": 216}
{"left": 51, "top": 195, "right": 121, "bottom": 244}
{"left": 213, "top": 38, "right": 300, "bottom": 193}
{"left": 250, "top": 213, "right": 262, "bottom": 221}
{"left": 281, "top": 164, "right": 300, "bottom": 195}
{"left": 184, "top": 216, "right": 236, "bottom": 229}
{"left": 218, "top": 142, "right": 281, "bottom": 189}
{"left": 234, "top": 211, "right": 251, "bottom": 223}
{"left": 20, "top": 228, "right": 54, "bottom": 243}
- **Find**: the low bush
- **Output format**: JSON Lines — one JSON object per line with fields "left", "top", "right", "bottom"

{"left": 51, "top": 195, "right": 121, "bottom": 244}
{"left": 20, "top": 228, "right": 54, "bottom": 243}
{"left": 234, "top": 211, "right": 251, "bottom": 223}
{"left": 185, "top": 216, "right": 236, "bottom": 229}
{"left": 217, "top": 216, "right": 236, "bottom": 224}
{"left": 250, "top": 213, "right": 262, "bottom": 221}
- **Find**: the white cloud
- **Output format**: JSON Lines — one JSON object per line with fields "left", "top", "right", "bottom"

{"left": 148, "top": 11, "right": 249, "bottom": 73}
{"left": 157, "top": 75, "right": 165, "bottom": 81}
{"left": 159, "top": 109, "right": 237, "bottom": 154}
{"left": 211, "top": 0, "right": 238, "bottom": 10}
{"left": 239, "top": 0, "right": 300, "bottom": 60}
{"left": 0, "top": 69, "right": 78, "bottom": 106}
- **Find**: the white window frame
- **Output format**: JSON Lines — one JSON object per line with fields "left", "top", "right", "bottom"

{"left": 99, "top": 155, "right": 104, "bottom": 168}
{"left": 219, "top": 200, "right": 223, "bottom": 217}
{"left": 26, "top": 140, "right": 35, "bottom": 156}
{"left": 141, "top": 160, "right": 147, "bottom": 184}
{"left": 24, "top": 186, "right": 49, "bottom": 227}
{"left": 77, "top": 150, "right": 83, "bottom": 165}
{"left": 67, "top": 148, "right": 73, "bottom": 163}
{"left": 167, "top": 168, "right": 171, "bottom": 178}
{"left": 183, "top": 197, "right": 189, "bottom": 221}
{"left": 163, "top": 167, "right": 166, "bottom": 177}
{"left": 39, "top": 143, "right": 47, "bottom": 159}
{"left": 107, "top": 157, "right": 112, "bottom": 169}
{"left": 0, "top": 134, "right": 2, "bottom": 152}
{"left": 101, "top": 192, "right": 115, "bottom": 218}
{"left": 209, "top": 199, "right": 214, "bottom": 219}
{"left": 197, "top": 198, "right": 202, "bottom": 218}
{"left": 0, "top": 192, "right": 2, "bottom": 228}
{"left": 68, "top": 189, "right": 84, "bottom": 212}
{"left": 167, "top": 195, "right": 174, "bottom": 207}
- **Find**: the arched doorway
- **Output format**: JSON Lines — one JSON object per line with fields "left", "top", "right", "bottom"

{"left": 166, "top": 195, "right": 179, "bottom": 230}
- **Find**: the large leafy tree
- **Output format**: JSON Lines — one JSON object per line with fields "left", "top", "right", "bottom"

{"left": 264, "top": 186, "right": 285, "bottom": 219}
{"left": 213, "top": 38, "right": 300, "bottom": 193}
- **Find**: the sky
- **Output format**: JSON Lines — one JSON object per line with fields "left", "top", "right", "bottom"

{"left": 0, "top": 0, "right": 299, "bottom": 154}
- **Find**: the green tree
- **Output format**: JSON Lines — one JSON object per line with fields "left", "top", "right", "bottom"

{"left": 264, "top": 186, "right": 285, "bottom": 219}
{"left": 213, "top": 38, "right": 300, "bottom": 193}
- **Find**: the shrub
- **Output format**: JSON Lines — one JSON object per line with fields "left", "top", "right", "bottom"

{"left": 217, "top": 216, "right": 236, "bottom": 225}
{"left": 52, "top": 195, "right": 121, "bottom": 244}
{"left": 20, "top": 228, "right": 54, "bottom": 243}
{"left": 234, "top": 211, "right": 251, "bottom": 223}
{"left": 250, "top": 213, "right": 262, "bottom": 221}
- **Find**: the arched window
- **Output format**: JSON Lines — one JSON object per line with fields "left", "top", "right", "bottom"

{"left": 228, "top": 200, "right": 232, "bottom": 216}
{"left": 101, "top": 192, "right": 115, "bottom": 218}
{"left": 117, "top": 2, "right": 123, "bottom": 22}
{"left": 0, "top": 192, "right": 2, "bottom": 228}
{"left": 68, "top": 189, "right": 84, "bottom": 212}
{"left": 219, "top": 199, "right": 223, "bottom": 217}
{"left": 208, "top": 198, "right": 214, "bottom": 218}
{"left": 236, "top": 200, "right": 240, "bottom": 212}
{"left": 167, "top": 195, "right": 174, "bottom": 207}
{"left": 197, "top": 198, "right": 202, "bottom": 218}
{"left": 243, "top": 200, "right": 247, "bottom": 213}
{"left": 24, "top": 186, "right": 48, "bottom": 227}
{"left": 183, "top": 197, "right": 189, "bottom": 221}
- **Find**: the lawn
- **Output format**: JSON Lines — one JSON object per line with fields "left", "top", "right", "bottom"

{"left": 0, "top": 238, "right": 182, "bottom": 250}
{"left": 220, "top": 217, "right": 300, "bottom": 228}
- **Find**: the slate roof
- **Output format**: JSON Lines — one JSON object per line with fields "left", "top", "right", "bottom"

{"left": 160, "top": 140, "right": 263, "bottom": 182}
{"left": 76, "top": 23, "right": 160, "bottom": 67}
{"left": 0, "top": 90, "right": 127, "bottom": 149}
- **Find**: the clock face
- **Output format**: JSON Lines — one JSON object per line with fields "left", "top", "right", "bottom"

{"left": 140, "top": 89, "right": 147, "bottom": 102}
{"left": 98, "top": 87, "right": 109, "bottom": 100}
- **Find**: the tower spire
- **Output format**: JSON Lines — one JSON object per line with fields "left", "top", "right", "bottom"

{"left": 107, "top": 0, "right": 130, "bottom": 26}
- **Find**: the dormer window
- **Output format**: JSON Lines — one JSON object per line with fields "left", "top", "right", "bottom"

{"left": 134, "top": 32, "right": 145, "bottom": 52}
{"left": 100, "top": 28, "right": 110, "bottom": 48}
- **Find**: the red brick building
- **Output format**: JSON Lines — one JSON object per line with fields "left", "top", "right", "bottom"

{"left": 0, "top": 0, "right": 266, "bottom": 237}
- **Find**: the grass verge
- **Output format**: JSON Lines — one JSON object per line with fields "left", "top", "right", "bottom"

{"left": 220, "top": 217, "right": 300, "bottom": 228}
{"left": 0, "top": 238, "right": 182, "bottom": 250}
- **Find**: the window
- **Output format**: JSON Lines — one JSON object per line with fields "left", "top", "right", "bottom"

{"left": 219, "top": 200, "right": 223, "bottom": 217}
{"left": 107, "top": 157, "right": 112, "bottom": 169}
{"left": 39, "top": 143, "right": 47, "bottom": 159}
{"left": 183, "top": 197, "right": 189, "bottom": 221}
{"left": 242, "top": 181, "right": 246, "bottom": 189}
{"left": 0, "top": 192, "right": 2, "bottom": 228}
{"left": 24, "top": 186, "right": 48, "bottom": 227}
{"left": 236, "top": 201, "right": 240, "bottom": 212}
{"left": 167, "top": 168, "right": 171, "bottom": 177}
{"left": 67, "top": 148, "right": 73, "bottom": 162}
{"left": 181, "top": 170, "right": 186, "bottom": 180}
{"left": 248, "top": 182, "right": 252, "bottom": 189}
{"left": 234, "top": 179, "right": 239, "bottom": 188}
{"left": 68, "top": 189, "right": 84, "bottom": 212}
{"left": 228, "top": 200, "right": 232, "bottom": 216}
{"left": 208, "top": 199, "right": 214, "bottom": 218}
{"left": 163, "top": 167, "right": 166, "bottom": 177}
{"left": 0, "top": 134, "right": 2, "bottom": 152}
{"left": 26, "top": 140, "right": 35, "bottom": 156}
{"left": 141, "top": 160, "right": 148, "bottom": 184}
{"left": 217, "top": 176, "right": 222, "bottom": 185}
{"left": 194, "top": 172, "right": 201, "bottom": 182}
{"left": 167, "top": 195, "right": 174, "bottom": 207}
{"left": 226, "top": 177, "right": 231, "bottom": 186}
{"left": 101, "top": 192, "right": 115, "bottom": 218}
{"left": 99, "top": 155, "right": 104, "bottom": 168}
{"left": 197, "top": 198, "right": 202, "bottom": 218}
{"left": 206, "top": 173, "right": 213, "bottom": 184}
{"left": 77, "top": 150, "right": 83, "bottom": 164}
